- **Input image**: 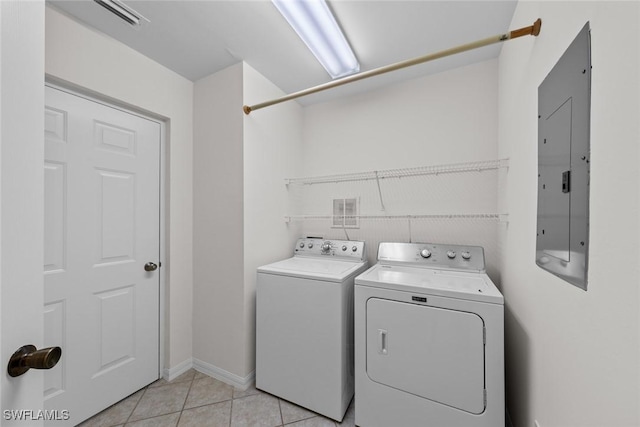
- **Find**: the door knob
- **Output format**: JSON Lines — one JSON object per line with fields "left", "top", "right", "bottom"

{"left": 8, "top": 345, "right": 62, "bottom": 377}
{"left": 144, "top": 262, "right": 158, "bottom": 272}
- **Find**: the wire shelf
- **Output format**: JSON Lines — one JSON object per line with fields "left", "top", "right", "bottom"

{"left": 285, "top": 158, "right": 509, "bottom": 186}
{"left": 284, "top": 213, "right": 508, "bottom": 223}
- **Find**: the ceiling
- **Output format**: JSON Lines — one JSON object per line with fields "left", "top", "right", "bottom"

{"left": 49, "top": 0, "right": 518, "bottom": 106}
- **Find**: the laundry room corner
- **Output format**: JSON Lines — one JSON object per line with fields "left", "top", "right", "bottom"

{"left": 192, "top": 61, "right": 303, "bottom": 386}
{"left": 193, "top": 62, "right": 246, "bottom": 384}
{"left": 242, "top": 62, "right": 304, "bottom": 378}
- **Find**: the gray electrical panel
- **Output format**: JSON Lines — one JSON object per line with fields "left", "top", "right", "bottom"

{"left": 536, "top": 22, "right": 591, "bottom": 290}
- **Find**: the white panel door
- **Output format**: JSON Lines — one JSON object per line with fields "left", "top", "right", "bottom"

{"left": 1, "top": 1, "right": 46, "bottom": 424}
{"left": 366, "top": 298, "right": 485, "bottom": 414}
{"left": 43, "top": 86, "right": 160, "bottom": 426}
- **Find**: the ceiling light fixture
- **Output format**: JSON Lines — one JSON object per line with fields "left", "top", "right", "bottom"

{"left": 272, "top": 0, "right": 359, "bottom": 79}
{"left": 94, "top": 0, "right": 149, "bottom": 26}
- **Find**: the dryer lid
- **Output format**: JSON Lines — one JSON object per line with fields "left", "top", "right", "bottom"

{"left": 258, "top": 256, "right": 368, "bottom": 282}
{"left": 355, "top": 264, "right": 503, "bottom": 304}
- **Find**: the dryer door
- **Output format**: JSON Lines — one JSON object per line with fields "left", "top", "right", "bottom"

{"left": 366, "top": 298, "right": 485, "bottom": 414}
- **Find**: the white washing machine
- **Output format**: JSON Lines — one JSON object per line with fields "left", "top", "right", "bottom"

{"left": 256, "top": 238, "right": 368, "bottom": 422}
{"left": 354, "top": 242, "right": 504, "bottom": 427}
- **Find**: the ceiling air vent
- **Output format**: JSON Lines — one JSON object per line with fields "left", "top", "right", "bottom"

{"left": 94, "top": 0, "right": 148, "bottom": 26}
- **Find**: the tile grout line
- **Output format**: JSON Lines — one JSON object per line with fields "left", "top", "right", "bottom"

{"left": 126, "top": 411, "right": 183, "bottom": 427}
{"left": 175, "top": 375, "right": 197, "bottom": 426}
{"left": 92, "top": 373, "right": 345, "bottom": 427}
{"left": 126, "top": 373, "right": 195, "bottom": 426}
{"left": 180, "top": 397, "right": 234, "bottom": 411}
{"left": 278, "top": 397, "right": 325, "bottom": 426}
{"left": 123, "top": 385, "right": 149, "bottom": 426}
{"left": 278, "top": 397, "right": 284, "bottom": 426}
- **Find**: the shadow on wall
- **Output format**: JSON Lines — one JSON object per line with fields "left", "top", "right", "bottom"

{"left": 505, "top": 303, "right": 531, "bottom": 427}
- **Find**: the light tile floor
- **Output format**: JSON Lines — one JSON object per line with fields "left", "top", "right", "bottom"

{"left": 79, "top": 369, "right": 355, "bottom": 427}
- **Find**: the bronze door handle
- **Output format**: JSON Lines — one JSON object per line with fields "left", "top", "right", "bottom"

{"left": 144, "top": 262, "right": 158, "bottom": 272}
{"left": 8, "top": 345, "right": 62, "bottom": 377}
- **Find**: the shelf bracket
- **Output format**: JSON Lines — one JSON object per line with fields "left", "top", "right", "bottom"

{"left": 374, "top": 171, "right": 386, "bottom": 211}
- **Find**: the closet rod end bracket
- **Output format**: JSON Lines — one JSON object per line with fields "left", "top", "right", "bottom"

{"left": 532, "top": 18, "right": 542, "bottom": 37}
{"left": 510, "top": 18, "right": 542, "bottom": 39}
{"left": 243, "top": 105, "right": 252, "bottom": 115}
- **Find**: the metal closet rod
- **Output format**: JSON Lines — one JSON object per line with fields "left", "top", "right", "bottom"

{"left": 243, "top": 18, "right": 541, "bottom": 115}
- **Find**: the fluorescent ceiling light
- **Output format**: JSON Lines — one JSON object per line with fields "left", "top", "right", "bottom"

{"left": 94, "top": 0, "right": 149, "bottom": 26}
{"left": 272, "top": 0, "right": 359, "bottom": 79}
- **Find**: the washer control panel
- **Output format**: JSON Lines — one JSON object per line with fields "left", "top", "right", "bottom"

{"left": 294, "top": 238, "right": 365, "bottom": 261}
{"left": 377, "top": 242, "right": 485, "bottom": 272}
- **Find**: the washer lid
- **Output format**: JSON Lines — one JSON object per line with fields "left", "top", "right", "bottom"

{"left": 258, "top": 257, "right": 368, "bottom": 282}
{"left": 355, "top": 264, "right": 503, "bottom": 304}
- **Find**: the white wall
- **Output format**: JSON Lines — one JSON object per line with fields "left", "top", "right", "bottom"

{"left": 242, "top": 63, "right": 303, "bottom": 376}
{"left": 498, "top": 2, "right": 640, "bottom": 426}
{"left": 193, "top": 63, "right": 246, "bottom": 379}
{"left": 302, "top": 59, "right": 499, "bottom": 174}
{"left": 45, "top": 6, "right": 194, "bottom": 372}
{"left": 1, "top": 0, "right": 45, "bottom": 421}
{"left": 299, "top": 60, "right": 502, "bottom": 272}
{"left": 192, "top": 62, "right": 302, "bottom": 382}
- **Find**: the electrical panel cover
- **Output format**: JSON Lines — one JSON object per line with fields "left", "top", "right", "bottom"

{"left": 536, "top": 22, "right": 591, "bottom": 290}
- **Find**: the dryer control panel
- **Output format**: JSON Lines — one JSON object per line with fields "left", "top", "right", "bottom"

{"left": 377, "top": 242, "right": 485, "bottom": 272}
{"left": 294, "top": 238, "right": 365, "bottom": 262}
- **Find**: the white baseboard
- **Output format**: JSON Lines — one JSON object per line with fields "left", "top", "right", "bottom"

{"left": 192, "top": 358, "right": 255, "bottom": 390}
{"left": 163, "top": 357, "right": 193, "bottom": 381}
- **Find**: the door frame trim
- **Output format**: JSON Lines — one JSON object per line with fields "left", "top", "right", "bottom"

{"left": 44, "top": 78, "right": 167, "bottom": 381}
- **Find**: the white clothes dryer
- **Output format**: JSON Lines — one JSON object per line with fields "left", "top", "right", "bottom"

{"left": 256, "top": 238, "right": 368, "bottom": 422}
{"left": 354, "top": 242, "right": 504, "bottom": 427}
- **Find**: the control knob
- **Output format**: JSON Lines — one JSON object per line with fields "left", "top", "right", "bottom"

{"left": 420, "top": 249, "right": 432, "bottom": 259}
{"left": 308, "top": 243, "right": 313, "bottom": 249}
{"left": 352, "top": 246, "right": 358, "bottom": 252}
{"left": 447, "top": 250, "right": 456, "bottom": 259}
{"left": 342, "top": 245, "right": 347, "bottom": 251}
{"left": 322, "top": 242, "right": 332, "bottom": 253}
{"left": 461, "top": 251, "right": 471, "bottom": 260}
{"left": 299, "top": 242, "right": 305, "bottom": 248}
